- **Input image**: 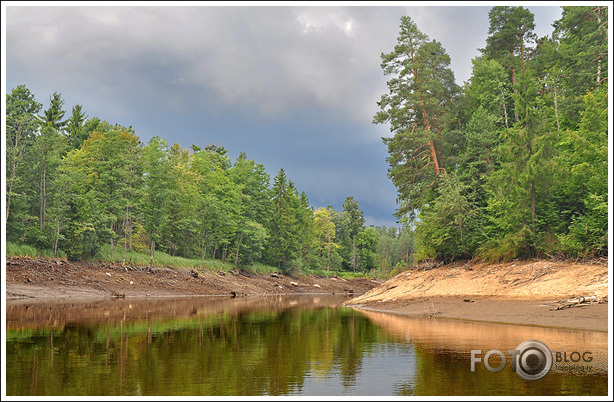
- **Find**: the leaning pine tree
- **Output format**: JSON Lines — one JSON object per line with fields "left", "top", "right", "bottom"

{"left": 373, "top": 16, "right": 459, "bottom": 223}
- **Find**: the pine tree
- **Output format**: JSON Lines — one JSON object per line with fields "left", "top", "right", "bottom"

{"left": 374, "top": 16, "right": 459, "bottom": 222}
{"left": 267, "top": 168, "right": 298, "bottom": 271}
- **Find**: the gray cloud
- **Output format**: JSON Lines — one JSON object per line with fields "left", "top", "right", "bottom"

{"left": 7, "top": 6, "right": 400, "bottom": 124}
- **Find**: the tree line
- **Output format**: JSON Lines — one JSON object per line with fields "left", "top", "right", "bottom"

{"left": 6, "top": 86, "right": 413, "bottom": 275}
{"left": 7, "top": 6, "right": 606, "bottom": 272}
{"left": 374, "top": 6, "right": 608, "bottom": 262}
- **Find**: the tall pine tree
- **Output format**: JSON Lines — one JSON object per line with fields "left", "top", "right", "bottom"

{"left": 374, "top": 16, "right": 459, "bottom": 222}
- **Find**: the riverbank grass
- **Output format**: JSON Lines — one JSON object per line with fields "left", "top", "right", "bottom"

{"left": 6, "top": 242, "right": 372, "bottom": 278}
{"left": 6, "top": 242, "right": 67, "bottom": 259}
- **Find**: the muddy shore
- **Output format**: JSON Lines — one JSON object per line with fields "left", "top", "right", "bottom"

{"left": 4, "top": 256, "right": 381, "bottom": 301}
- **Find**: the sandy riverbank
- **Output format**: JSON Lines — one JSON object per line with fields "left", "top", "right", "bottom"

{"left": 344, "top": 259, "right": 609, "bottom": 332}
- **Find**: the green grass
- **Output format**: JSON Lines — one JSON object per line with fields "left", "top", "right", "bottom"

{"left": 95, "top": 244, "right": 211, "bottom": 269}
{"left": 6, "top": 242, "right": 66, "bottom": 259}
{"left": 93, "top": 244, "right": 287, "bottom": 275}
{"left": 248, "top": 262, "right": 279, "bottom": 274}
{"left": 7, "top": 241, "right": 379, "bottom": 278}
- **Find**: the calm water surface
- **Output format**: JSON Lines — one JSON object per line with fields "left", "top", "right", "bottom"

{"left": 5, "top": 295, "right": 608, "bottom": 396}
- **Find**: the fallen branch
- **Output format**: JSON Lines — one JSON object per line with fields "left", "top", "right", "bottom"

{"left": 551, "top": 295, "right": 606, "bottom": 311}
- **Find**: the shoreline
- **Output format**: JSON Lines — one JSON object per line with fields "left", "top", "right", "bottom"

{"left": 5, "top": 256, "right": 610, "bottom": 333}
{"left": 346, "top": 295, "right": 608, "bottom": 332}
{"left": 343, "top": 259, "right": 609, "bottom": 332}
{"left": 4, "top": 256, "right": 381, "bottom": 302}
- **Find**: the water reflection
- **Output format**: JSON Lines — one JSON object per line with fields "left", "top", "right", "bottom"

{"left": 6, "top": 296, "right": 405, "bottom": 396}
{"left": 5, "top": 296, "right": 608, "bottom": 396}
{"left": 6, "top": 295, "right": 347, "bottom": 330}
{"left": 358, "top": 310, "right": 608, "bottom": 396}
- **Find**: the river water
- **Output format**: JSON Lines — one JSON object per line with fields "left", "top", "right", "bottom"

{"left": 5, "top": 295, "right": 608, "bottom": 396}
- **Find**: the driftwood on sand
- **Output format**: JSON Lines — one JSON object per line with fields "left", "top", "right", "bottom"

{"left": 550, "top": 295, "right": 607, "bottom": 311}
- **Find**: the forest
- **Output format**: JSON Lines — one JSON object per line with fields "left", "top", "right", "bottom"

{"left": 374, "top": 6, "right": 608, "bottom": 262}
{"left": 5, "top": 91, "right": 412, "bottom": 275}
{"left": 5, "top": 87, "right": 414, "bottom": 274}
{"left": 5, "top": 6, "right": 608, "bottom": 276}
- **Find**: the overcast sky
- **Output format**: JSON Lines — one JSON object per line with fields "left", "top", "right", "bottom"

{"left": 3, "top": 2, "right": 564, "bottom": 228}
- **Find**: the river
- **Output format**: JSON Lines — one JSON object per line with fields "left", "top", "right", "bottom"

{"left": 5, "top": 295, "right": 608, "bottom": 396}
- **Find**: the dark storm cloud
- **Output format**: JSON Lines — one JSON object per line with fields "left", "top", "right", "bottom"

{"left": 4, "top": 4, "right": 562, "bottom": 227}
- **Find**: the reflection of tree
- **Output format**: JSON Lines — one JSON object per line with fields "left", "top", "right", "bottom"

{"left": 334, "top": 311, "right": 383, "bottom": 388}
{"left": 6, "top": 306, "right": 393, "bottom": 396}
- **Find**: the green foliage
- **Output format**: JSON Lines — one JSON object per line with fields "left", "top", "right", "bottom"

{"left": 483, "top": 6, "right": 536, "bottom": 68}
{"left": 235, "top": 221, "right": 269, "bottom": 267}
{"left": 93, "top": 244, "right": 207, "bottom": 270}
{"left": 355, "top": 227, "right": 379, "bottom": 271}
{"left": 6, "top": 85, "right": 42, "bottom": 230}
{"left": 555, "top": 89, "right": 608, "bottom": 256}
{"left": 553, "top": 6, "right": 608, "bottom": 128}
{"left": 334, "top": 196, "right": 367, "bottom": 271}
{"left": 266, "top": 168, "right": 302, "bottom": 270}
{"left": 462, "top": 58, "right": 510, "bottom": 128}
{"left": 375, "top": 9, "right": 608, "bottom": 263}
{"left": 142, "top": 136, "right": 170, "bottom": 262}
{"left": 39, "top": 91, "right": 68, "bottom": 131}
{"left": 6, "top": 85, "right": 406, "bottom": 276}
{"left": 415, "top": 174, "right": 476, "bottom": 262}
{"left": 558, "top": 194, "right": 608, "bottom": 257}
{"left": 65, "top": 105, "right": 87, "bottom": 149}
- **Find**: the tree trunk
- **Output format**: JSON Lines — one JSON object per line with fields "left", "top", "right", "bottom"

{"left": 484, "top": 144, "right": 492, "bottom": 167}
{"left": 553, "top": 75, "right": 560, "bottom": 132}
{"left": 127, "top": 206, "right": 133, "bottom": 253}
{"left": 596, "top": 10, "right": 602, "bottom": 88}
{"left": 413, "top": 63, "right": 441, "bottom": 176}
{"left": 418, "top": 95, "right": 440, "bottom": 175}
{"left": 201, "top": 225, "right": 208, "bottom": 260}
{"left": 531, "top": 180, "right": 536, "bottom": 234}
{"left": 501, "top": 89, "right": 509, "bottom": 129}
{"left": 43, "top": 164, "right": 47, "bottom": 229}
{"left": 128, "top": 217, "right": 133, "bottom": 253}
{"left": 211, "top": 241, "right": 218, "bottom": 261}
{"left": 511, "top": 64, "right": 519, "bottom": 123}
{"left": 110, "top": 224, "right": 114, "bottom": 257}
{"left": 233, "top": 232, "right": 244, "bottom": 269}
{"left": 149, "top": 239, "right": 155, "bottom": 268}
{"left": 351, "top": 239, "right": 357, "bottom": 273}
{"left": 520, "top": 35, "right": 526, "bottom": 75}
{"left": 40, "top": 162, "right": 47, "bottom": 230}
{"left": 54, "top": 220, "right": 61, "bottom": 258}
{"left": 327, "top": 219, "right": 331, "bottom": 272}
{"left": 123, "top": 216, "right": 127, "bottom": 266}
{"left": 6, "top": 189, "right": 12, "bottom": 224}
{"left": 6, "top": 127, "right": 27, "bottom": 223}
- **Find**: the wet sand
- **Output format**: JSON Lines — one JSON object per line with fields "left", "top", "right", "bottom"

{"left": 346, "top": 295, "right": 609, "bottom": 332}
